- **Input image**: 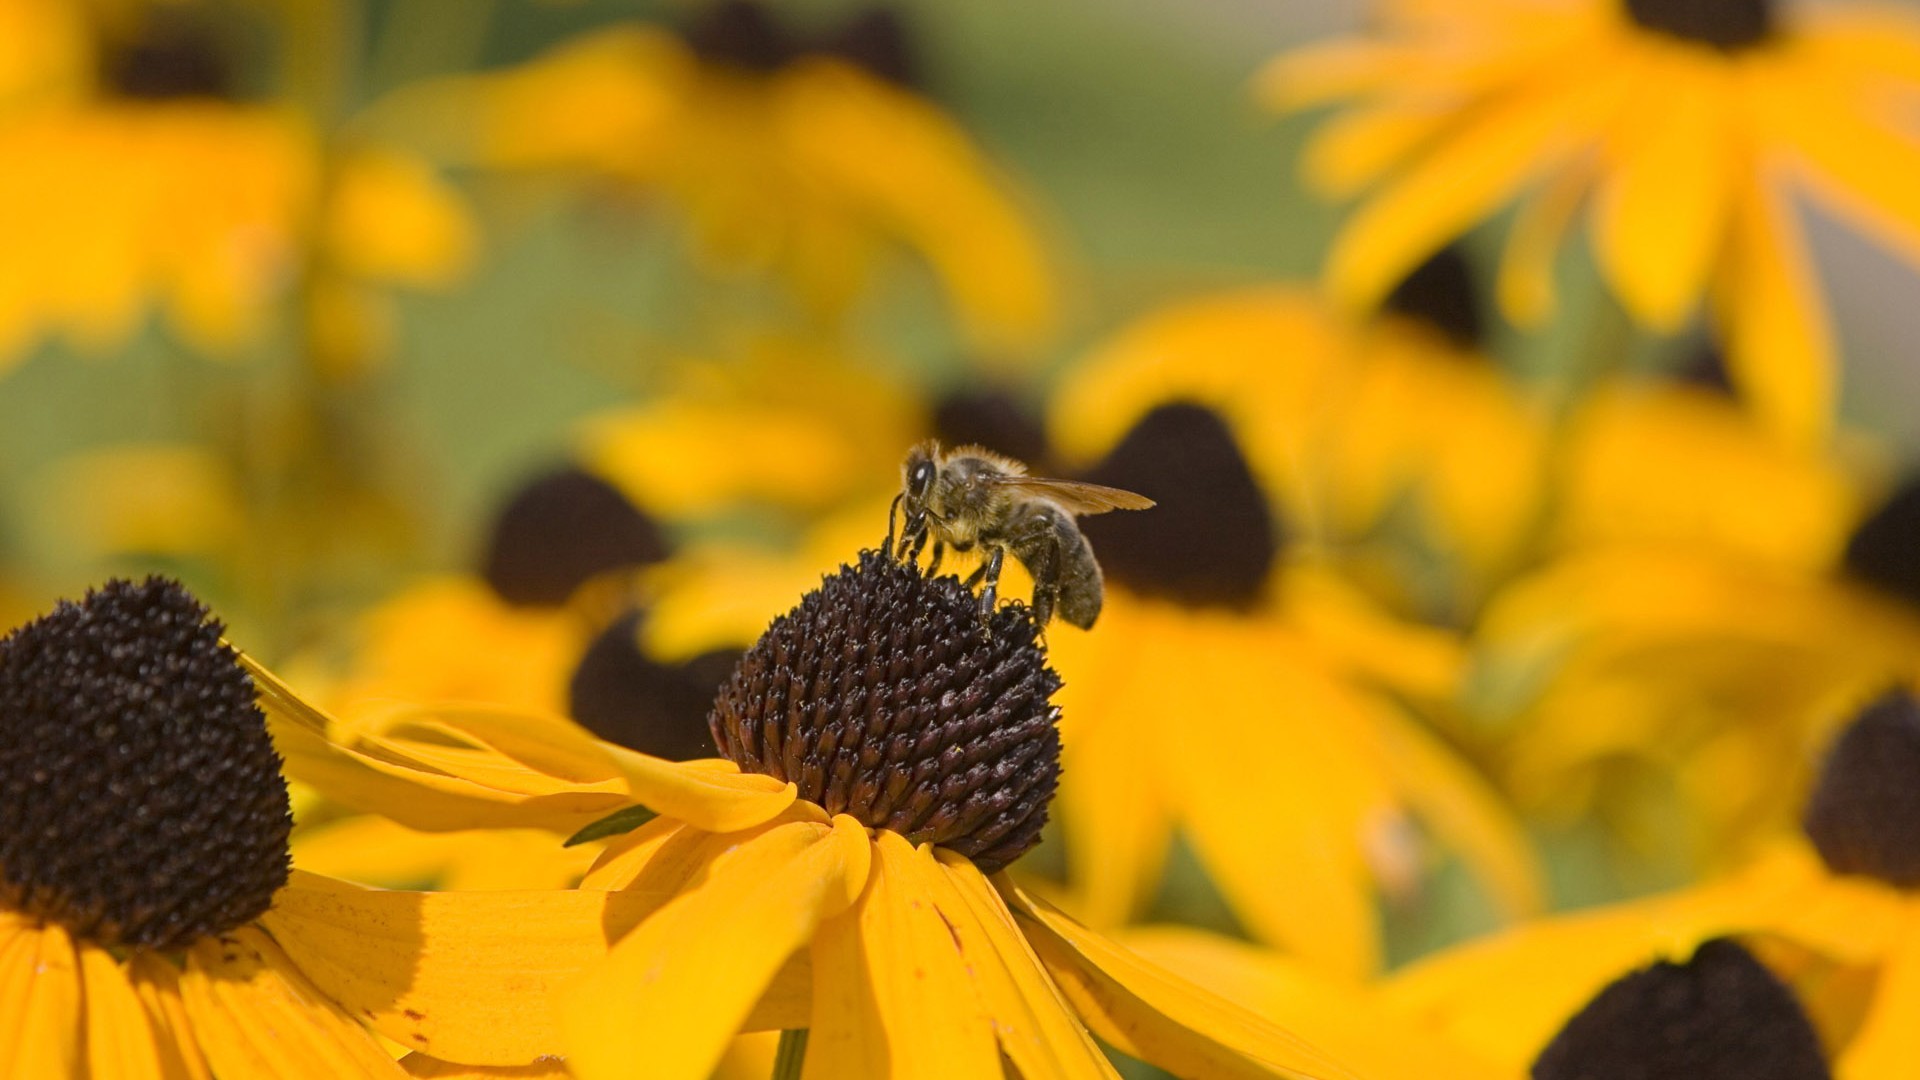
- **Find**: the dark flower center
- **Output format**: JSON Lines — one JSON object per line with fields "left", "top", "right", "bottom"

{"left": 480, "top": 467, "right": 671, "bottom": 608}
{"left": 932, "top": 388, "right": 1052, "bottom": 473}
{"left": 101, "top": 11, "right": 237, "bottom": 101}
{"left": 686, "top": 1, "right": 920, "bottom": 87}
{"left": 1076, "top": 402, "right": 1280, "bottom": 610}
{"left": 1676, "top": 341, "right": 1737, "bottom": 397}
{"left": 1843, "top": 478, "right": 1920, "bottom": 611}
{"left": 1533, "top": 938, "right": 1830, "bottom": 1080}
{"left": 0, "top": 579, "right": 291, "bottom": 951}
{"left": 1802, "top": 690, "right": 1920, "bottom": 887}
{"left": 708, "top": 550, "right": 1062, "bottom": 872}
{"left": 1382, "top": 246, "right": 1486, "bottom": 352}
{"left": 1622, "top": 0, "right": 1774, "bottom": 50}
{"left": 569, "top": 612, "right": 734, "bottom": 762}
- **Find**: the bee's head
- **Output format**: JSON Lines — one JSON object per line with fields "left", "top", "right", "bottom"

{"left": 902, "top": 443, "right": 939, "bottom": 507}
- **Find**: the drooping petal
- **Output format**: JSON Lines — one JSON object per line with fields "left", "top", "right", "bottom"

{"left": 253, "top": 655, "right": 796, "bottom": 835}
{"left": 804, "top": 833, "right": 999, "bottom": 1079}
{"left": 178, "top": 925, "right": 405, "bottom": 1078}
{"left": 128, "top": 953, "right": 213, "bottom": 1080}
{"left": 0, "top": 917, "right": 81, "bottom": 1077}
{"left": 1588, "top": 50, "right": 1734, "bottom": 331}
{"left": 261, "top": 870, "right": 663, "bottom": 1065}
{"left": 926, "top": 855, "right": 1118, "bottom": 1080}
{"left": 997, "top": 877, "right": 1357, "bottom": 1080}
{"left": 1301, "top": 101, "right": 1457, "bottom": 199}
{"left": 1497, "top": 157, "right": 1593, "bottom": 326}
{"left": 1712, "top": 160, "right": 1835, "bottom": 446}
{"left": 558, "top": 816, "right": 872, "bottom": 1080}
{"left": 1755, "top": 59, "right": 1920, "bottom": 271}
{"left": 78, "top": 946, "right": 166, "bottom": 1079}
{"left": 1324, "top": 52, "right": 1633, "bottom": 312}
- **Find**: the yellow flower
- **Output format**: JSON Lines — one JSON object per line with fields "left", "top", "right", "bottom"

{"left": 264, "top": 552, "right": 1363, "bottom": 1078}
{"left": 1383, "top": 690, "right": 1920, "bottom": 1078}
{"left": 384, "top": 5, "right": 1057, "bottom": 355}
{"left": 1264, "top": 0, "right": 1920, "bottom": 443}
{"left": 0, "top": 2, "right": 473, "bottom": 375}
{"left": 0, "top": 578, "right": 422, "bottom": 1076}
{"left": 1045, "top": 352, "right": 1541, "bottom": 980}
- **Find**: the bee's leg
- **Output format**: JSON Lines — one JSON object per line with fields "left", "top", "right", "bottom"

{"left": 1028, "top": 533, "right": 1061, "bottom": 631}
{"left": 976, "top": 546, "right": 1005, "bottom": 625}
{"left": 961, "top": 562, "right": 989, "bottom": 589}
{"left": 926, "top": 540, "right": 945, "bottom": 577}
{"left": 906, "top": 525, "right": 930, "bottom": 566}
{"left": 884, "top": 494, "right": 904, "bottom": 558}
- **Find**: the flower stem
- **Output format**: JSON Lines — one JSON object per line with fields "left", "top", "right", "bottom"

{"left": 772, "top": 1028, "right": 809, "bottom": 1080}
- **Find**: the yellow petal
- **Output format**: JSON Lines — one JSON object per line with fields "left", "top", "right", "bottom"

{"left": 1836, "top": 908, "right": 1920, "bottom": 1078}
{"left": 804, "top": 833, "right": 999, "bottom": 1079}
{"left": 79, "top": 946, "right": 165, "bottom": 1079}
{"left": 1497, "top": 158, "right": 1592, "bottom": 326}
{"left": 0, "top": 916, "right": 80, "bottom": 1077}
{"left": 1325, "top": 53, "right": 1630, "bottom": 312}
{"left": 1756, "top": 59, "right": 1920, "bottom": 271}
{"left": 1713, "top": 160, "right": 1835, "bottom": 447}
{"left": 996, "top": 874, "right": 1357, "bottom": 1080}
{"left": 559, "top": 816, "right": 872, "bottom": 1080}
{"left": 1253, "top": 40, "right": 1413, "bottom": 111}
{"left": 1589, "top": 52, "right": 1734, "bottom": 331}
{"left": 178, "top": 924, "right": 405, "bottom": 1078}
{"left": 926, "top": 855, "right": 1118, "bottom": 1080}
{"left": 325, "top": 147, "right": 476, "bottom": 288}
{"left": 1301, "top": 100, "right": 1454, "bottom": 199}
{"left": 253, "top": 655, "right": 796, "bottom": 835}
{"left": 262, "top": 870, "right": 667, "bottom": 1064}
{"left": 128, "top": 952, "right": 213, "bottom": 1080}
{"left": 1119, "top": 926, "right": 1509, "bottom": 1080}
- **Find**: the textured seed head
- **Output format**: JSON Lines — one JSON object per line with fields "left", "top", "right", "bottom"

{"left": 1532, "top": 938, "right": 1829, "bottom": 1080}
{"left": 1078, "top": 402, "right": 1280, "bottom": 610}
{"left": 480, "top": 467, "right": 670, "bottom": 607}
{"left": 709, "top": 550, "right": 1062, "bottom": 871}
{"left": 1803, "top": 690, "right": 1920, "bottom": 887}
{"left": 0, "top": 578, "right": 292, "bottom": 951}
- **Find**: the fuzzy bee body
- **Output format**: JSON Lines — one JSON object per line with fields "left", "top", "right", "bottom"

{"left": 891, "top": 441, "right": 1152, "bottom": 629}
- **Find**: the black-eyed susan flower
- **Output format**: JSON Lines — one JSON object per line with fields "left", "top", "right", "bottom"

{"left": 381, "top": 2, "right": 1058, "bottom": 355}
{"left": 266, "top": 550, "right": 1365, "bottom": 1078}
{"left": 1383, "top": 690, "right": 1920, "bottom": 1078}
{"left": 1264, "top": 0, "right": 1920, "bottom": 443}
{"left": 1044, "top": 398, "right": 1541, "bottom": 980}
{"left": 1049, "top": 253, "right": 1549, "bottom": 614}
{"left": 0, "top": 577, "right": 411, "bottom": 1075}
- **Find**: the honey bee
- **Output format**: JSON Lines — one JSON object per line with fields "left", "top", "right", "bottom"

{"left": 886, "top": 440, "right": 1154, "bottom": 629}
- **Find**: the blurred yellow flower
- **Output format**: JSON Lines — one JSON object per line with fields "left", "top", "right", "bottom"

{"left": 1050, "top": 266, "right": 1548, "bottom": 610}
{"left": 1384, "top": 690, "right": 1920, "bottom": 1078}
{"left": 391, "top": 6, "right": 1058, "bottom": 354}
{"left": 1471, "top": 544, "right": 1920, "bottom": 865}
{"left": 1265, "top": 0, "right": 1920, "bottom": 443}
{"left": 0, "top": 2, "right": 474, "bottom": 375}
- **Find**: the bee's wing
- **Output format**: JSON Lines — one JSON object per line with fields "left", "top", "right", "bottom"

{"left": 992, "top": 475, "right": 1156, "bottom": 515}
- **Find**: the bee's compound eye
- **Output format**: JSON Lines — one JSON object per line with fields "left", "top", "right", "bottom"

{"left": 911, "top": 463, "right": 933, "bottom": 492}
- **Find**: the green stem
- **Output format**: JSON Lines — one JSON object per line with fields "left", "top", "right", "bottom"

{"left": 772, "top": 1028, "right": 809, "bottom": 1080}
